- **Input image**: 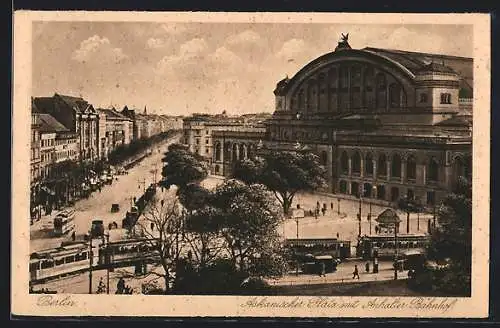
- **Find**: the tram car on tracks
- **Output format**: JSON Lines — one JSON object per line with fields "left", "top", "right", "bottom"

{"left": 357, "top": 233, "right": 431, "bottom": 260}
{"left": 284, "top": 238, "right": 351, "bottom": 260}
{"left": 52, "top": 209, "right": 76, "bottom": 237}
{"left": 29, "top": 241, "right": 99, "bottom": 283}
{"left": 97, "top": 238, "right": 160, "bottom": 268}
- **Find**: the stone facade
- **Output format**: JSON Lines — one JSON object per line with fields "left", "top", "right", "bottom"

{"left": 214, "top": 41, "right": 473, "bottom": 207}
{"left": 182, "top": 115, "right": 266, "bottom": 167}
{"left": 31, "top": 111, "right": 42, "bottom": 184}
{"left": 33, "top": 93, "right": 99, "bottom": 162}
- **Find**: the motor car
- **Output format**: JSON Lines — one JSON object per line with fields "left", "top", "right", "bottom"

{"left": 90, "top": 219, "right": 105, "bottom": 238}
{"left": 111, "top": 203, "right": 120, "bottom": 212}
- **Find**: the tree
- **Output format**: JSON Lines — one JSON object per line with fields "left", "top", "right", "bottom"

{"left": 172, "top": 180, "right": 287, "bottom": 294}
{"left": 209, "top": 180, "right": 287, "bottom": 277}
{"left": 177, "top": 183, "right": 212, "bottom": 213}
{"left": 232, "top": 150, "right": 327, "bottom": 216}
{"left": 426, "top": 177, "right": 472, "bottom": 296}
{"left": 397, "top": 196, "right": 422, "bottom": 234}
{"left": 137, "top": 195, "right": 185, "bottom": 294}
{"left": 161, "top": 143, "right": 209, "bottom": 189}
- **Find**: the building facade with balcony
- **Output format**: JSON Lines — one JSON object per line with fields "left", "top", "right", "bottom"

{"left": 216, "top": 37, "right": 473, "bottom": 207}
{"left": 97, "top": 108, "right": 133, "bottom": 159}
{"left": 31, "top": 110, "right": 42, "bottom": 184}
{"left": 33, "top": 93, "right": 99, "bottom": 163}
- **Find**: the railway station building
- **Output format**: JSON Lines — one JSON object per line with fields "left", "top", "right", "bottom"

{"left": 211, "top": 36, "right": 473, "bottom": 208}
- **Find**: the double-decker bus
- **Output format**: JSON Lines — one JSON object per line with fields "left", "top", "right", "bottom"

{"left": 53, "top": 209, "right": 76, "bottom": 236}
{"left": 357, "top": 233, "right": 431, "bottom": 260}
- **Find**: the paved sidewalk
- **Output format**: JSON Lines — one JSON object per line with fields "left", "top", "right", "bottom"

{"left": 268, "top": 259, "right": 407, "bottom": 287}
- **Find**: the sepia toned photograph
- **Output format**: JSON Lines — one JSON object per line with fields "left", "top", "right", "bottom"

{"left": 12, "top": 11, "right": 490, "bottom": 318}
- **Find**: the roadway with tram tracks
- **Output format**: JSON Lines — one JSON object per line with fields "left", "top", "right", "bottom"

{"left": 30, "top": 133, "right": 181, "bottom": 254}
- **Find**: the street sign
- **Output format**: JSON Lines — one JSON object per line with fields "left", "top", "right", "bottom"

{"left": 292, "top": 208, "right": 305, "bottom": 218}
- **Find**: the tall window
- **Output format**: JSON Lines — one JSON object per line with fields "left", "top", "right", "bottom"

{"left": 428, "top": 158, "right": 439, "bottom": 182}
{"left": 440, "top": 93, "right": 452, "bottom": 104}
{"left": 389, "top": 83, "right": 401, "bottom": 108}
{"left": 365, "top": 153, "right": 374, "bottom": 176}
{"left": 329, "top": 68, "right": 338, "bottom": 112}
{"left": 340, "top": 151, "right": 349, "bottom": 174}
{"left": 307, "top": 80, "right": 318, "bottom": 111}
{"left": 364, "top": 67, "right": 375, "bottom": 109}
{"left": 339, "top": 180, "right": 347, "bottom": 194}
{"left": 320, "top": 151, "right": 328, "bottom": 166}
{"left": 406, "top": 155, "right": 417, "bottom": 180}
{"left": 391, "top": 153, "right": 401, "bottom": 178}
{"left": 350, "top": 66, "right": 362, "bottom": 109}
{"left": 215, "top": 142, "right": 221, "bottom": 161}
{"left": 377, "top": 154, "right": 387, "bottom": 177}
{"left": 318, "top": 73, "right": 328, "bottom": 112}
{"left": 298, "top": 89, "right": 305, "bottom": 110}
{"left": 352, "top": 151, "right": 361, "bottom": 175}
{"left": 419, "top": 93, "right": 428, "bottom": 103}
{"left": 376, "top": 73, "right": 387, "bottom": 109}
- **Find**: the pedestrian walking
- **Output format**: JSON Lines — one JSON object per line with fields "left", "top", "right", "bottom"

{"left": 365, "top": 262, "right": 370, "bottom": 273}
{"left": 321, "top": 207, "right": 326, "bottom": 216}
{"left": 336, "top": 232, "right": 339, "bottom": 239}
{"left": 331, "top": 202, "right": 334, "bottom": 210}
{"left": 71, "top": 231, "right": 76, "bottom": 241}
{"left": 352, "top": 265, "right": 360, "bottom": 279}
{"left": 117, "top": 277, "right": 125, "bottom": 294}
{"left": 97, "top": 278, "right": 106, "bottom": 294}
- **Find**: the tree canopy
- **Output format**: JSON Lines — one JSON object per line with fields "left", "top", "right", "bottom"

{"left": 426, "top": 177, "right": 472, "bottom": 296}
{"left": 232, "top": 150, "right": 327, "bottom": 215}
{"left": 161, "top": 143, "right": 209, "bottom": 189}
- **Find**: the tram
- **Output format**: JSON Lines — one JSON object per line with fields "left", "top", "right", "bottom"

{"left": 357, "top": 233, "right": 431, "bottom": 260}
{"left": 53, "top": 209, "right": 76, "bottom": 236}
{"left": 97, "top": 238, "right": 159, "bottom": 267}
{"left": 284, "top": 238, "right": 351, "bottom": 259}
{"left": 29, "top": 242, "right": 98, "bottom": 282}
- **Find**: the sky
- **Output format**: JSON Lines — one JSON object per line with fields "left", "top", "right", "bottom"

{"left": 32, "top": 22, "right": 473, "bottom": 116}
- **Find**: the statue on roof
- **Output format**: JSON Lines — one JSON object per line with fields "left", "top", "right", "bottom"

{"left": 335, "top": 33, "right": 351, "bottom": 51}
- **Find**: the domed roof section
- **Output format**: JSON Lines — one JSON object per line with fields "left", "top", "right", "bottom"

{"left": 417, "top": 62, "right": 457, "bottom": 74}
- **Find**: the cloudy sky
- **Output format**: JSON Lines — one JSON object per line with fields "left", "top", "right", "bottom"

{"left": 32, "top": 22, "right": 473, "bottom": 115}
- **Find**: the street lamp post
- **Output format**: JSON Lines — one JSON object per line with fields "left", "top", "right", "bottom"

{"left": 295, "top": 217, "right": 299, "bottom": 276}
{"left": 104, "top": 232, "right": 110, "bottom": 294}
{"left": 394, "top": 222, "right": 399, "bottom": 280}
{"left": 88, "top": 232, "right": 93, "bottom": 294}
{"left": 433, "top": 204, "right": 437, "bottom": 229}
{"left": 358, "top": 190, "right": 362, "bottom": 237}
{"left": 337, "top": 198, "right": 340, "bottom": 216}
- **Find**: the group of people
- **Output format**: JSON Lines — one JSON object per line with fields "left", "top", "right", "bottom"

{"left": 116, "top": 277, "right": 133, "bottom": 294}
{"left": 95, "top": 277, "right": 134, "bottom": 294}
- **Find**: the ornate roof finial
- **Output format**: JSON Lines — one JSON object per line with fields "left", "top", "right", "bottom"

{"left": 335, "top": 33, "right": 351, "bottom": 51}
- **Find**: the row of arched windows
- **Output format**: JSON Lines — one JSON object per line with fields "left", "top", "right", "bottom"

{"left": 213, "top": 142, "right": 255, "bottom": 162}
{"left": 339, "top": 151, "right": 439, "bottom": 182}
{"left": 292, "top": 64, "right": 406, "bottom": 113}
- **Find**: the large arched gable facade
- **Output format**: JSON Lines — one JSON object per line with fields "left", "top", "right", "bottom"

{"left": 280, "top": 49, "right": 416, "bottom": 114}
